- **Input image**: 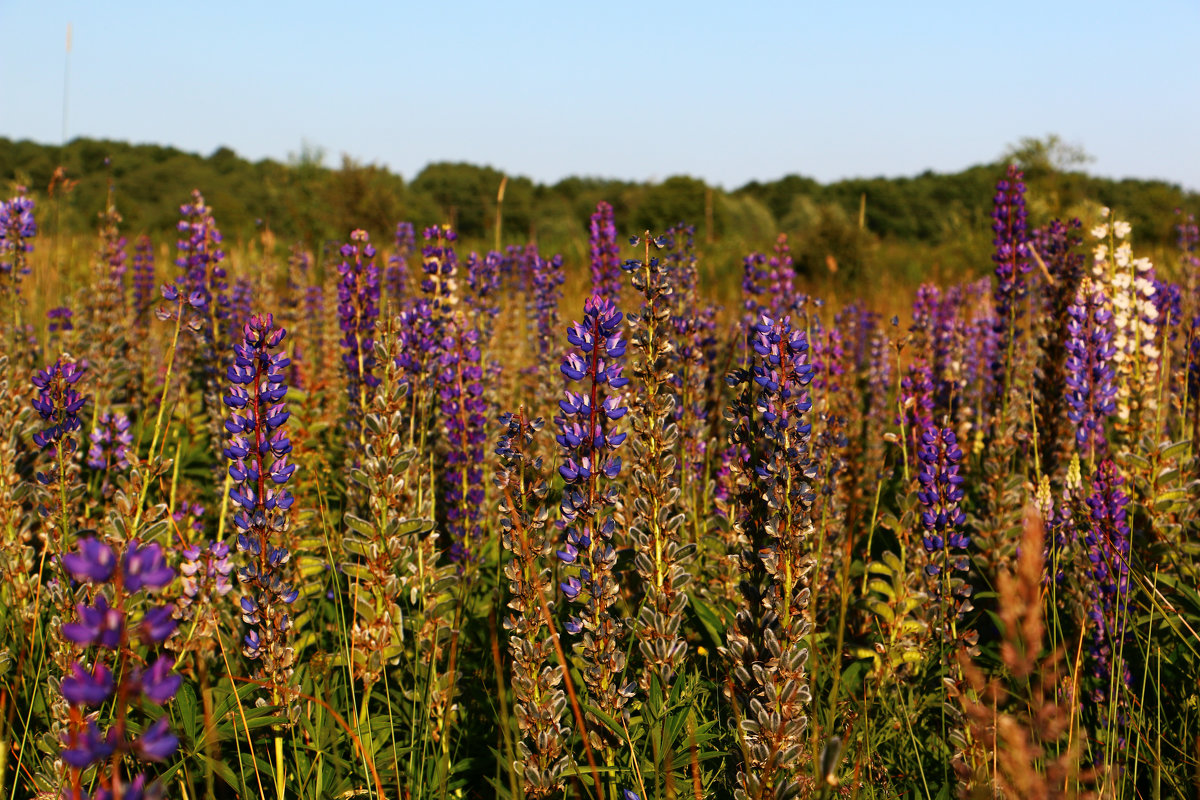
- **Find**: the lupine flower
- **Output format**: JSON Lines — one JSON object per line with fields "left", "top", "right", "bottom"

{"left": 589, "top": 202, "right": 621, "bottom": 299}
{"left": 131, "top": 234, "right": 156, "bottom": 321}
{"left": 1065, "top": 278, "right": 1117, "bottom": 464}
{"left": 1091, "top": 212, "right": 1159, "bottom": 427}
{"left": 1177, "top": 208, "right": 1199, "bottom": 307}
{"left": 900, "top": 359, "right": 934, "bottom": 467}
{"left": 438, "top": 314, "right": 488, "bottom": 562}
{"left": 387, "top": 220, "right": 415, "bottom": 304}
{"left": 179, "top": 540, "right": 233, "bottom": 601}
{"left": 420, "top": 224, "right": 459, "bottom": 317}
{"left": 0, "top": 189, "right": 36, "bottom": 288}
{"left": 229, "top": 276, "right": 254, "bottom": 337}
{"left": 47, "top": 305, "right": 74, "bottom": 334}
{"left": 661, "top": 222, "right": 697, "bottom": 300}
{"left": 96, "top": 196, "right": 128, "bottom": 299}
{"left": 87, "top": 411, "right": 133, "bottom": 471}
{"left": 395, "top": 297, "right": 438, "bottom": 401}
{"left": 916, "top": 427, "right": 968, "bottom": 577}
{"left": 1030, "top": 218, "right": 1085, "bottom": 469}
{"left": 622, "top": 235, "right": 692, "bottom": 692}
{"left": 766, "top": 233, "right": 796, "bottom": 319}
{"left": 58, "top": 536, "right": 179, "bottom": 795}
{"left": 530, "top": 251, "right": 564, "bottom": 390}
{"left": 741, "top": 251, "right": 769, "bottom": 325}
{"left": 556, "top": 294, "right": 632, "bottom": 749}
{"left": 174, "top": 190, "right": 230, "bottom": 347}
{"left": 723, "top": 313, "right": 816, "bottom": 799}
{"left": 1083, "top": 460, "right": 1132, "bottom": 752}
{"left": 465, "top": 250, "right": 502, "bottom": 330}
{"left": 176, "top": 539, "right": 234, "bottom": 646}
{"left": 32, "top": 359, "right": 87, "bottom": 454}
{"left": 495, "top": 411, "right": 573, "bottom": 796}
{"left": 991, "top": 165, "right": 1032, "bottom": 404}
{"left": 224, "top": 313, "right": 299, "bottom": 705}
{"left": 337, "top": 229, "right": 381, "bottom": 432}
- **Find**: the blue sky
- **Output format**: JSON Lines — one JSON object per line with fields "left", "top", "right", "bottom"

{"left": 1, "top": 1, "right": 1197, "bottom": 189}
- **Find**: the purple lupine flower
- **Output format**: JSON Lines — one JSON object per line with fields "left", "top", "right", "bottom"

{"left": 61, "top": 662, "right": 116, "bottom": 706}
{"left": 1032, "top": 218, "right": 1085, "bottom": 300}
{"left": 1189, "top": 315, "right": 1200, "bottom": 407}
{"left": 387, "top": 220, "right": 415, "bottom": 304}
{"left": 87, "top": 411, "right": 133, "bottom": 471}
{"left": 337, "top": 229, "right": 381, "bottom": 430}
{"left": 137, "top": 655, "right": 182, "bottom": 704}
{"left": 229, "top": 276, "right": 254, "bottom": 337}
{"left": 724, "top": 312, "right": 816, "bottom": 797}
{"left": 97, "top": 198, "right": 128, "bottom": 300}
{"left": 766, "top": 233, "right": 796, "bottom": 320}
{"left": 556, "top": 294, "right": 632, "bottom": 743}
{"left": 61, "top": 722, "right": 115, "bottom": 769}
{"left": 123, "top": 540, "right": 175, "bottom": 593}
{"left": 589, "top": 201, "right": 622, "bottom": 299}
{"left": 900, "top": 359, "right": 934, "bottom": 466}
{"left": 960, "top": 277, "right": 998, "bottom": 409}
{"left": 1152, "top": 278, "right": 1183, "bottom": 343}
{"left": 420, "top": 224, "right": 459, "bottom": 316}
{"left": 179, "top": 539, "right": 234, "bottom": 601}
{"left": 531, "top": 251, "right": 564, "bottom": 383}
{"left": 1083, "top": 460, "right": 1133, "bottom": 747}
{"left": 810, "top": 319, "right": 846, "bottom": 398}
{"left": 224, "top": 313, "right": 299, "bottom": 701}
{"left": 465, "top": 249, "right": 503, "bottom": 338}
{"left": 438, "top": 315, "right": 488, "bottom": 561}
{"left": 395, "top": 296, "right": 439, "bottom": 399}
{"left": 929, "top": 285, "right": 966, "bottom": 417}
{"left": 57, "top": 535, "right": 179, "bottom": 784}
{"left": 910, "top": 283, "right": 941, "bottom": 355}
{"left": 991, "top": 164, "right": 1032, "bottom": 402}
{"left": 134, "top": 715, "right": 179, "bottom": 761}
{"left": 0, "top": 189, "right": 36, "bottom": 287}
{"left": 916, "top": 428, "right": 968, "bottom": 577}
{"left": 741, "top": 251, "right": 769, "bottom": 325}
{"left": 865, "top": 320, "right": 892, "bottom": 420}
{"left": 131, "top": 234, "right": 156, "bottom": 321}
{"left": 172, "top": 501, "right": 206, "bottom": 538}
{"left": 62, "top": 537, "right": 118, "bottom": 583}
{"left": 174, "top": 190, "right": 230, "bottom": 345}
{"left": 47, "top": 305, "right": 74, "bottom": 334}
{"left": 835, "top": 301, "right": 877, "bottom": 374}
{"left": 31, "top": 359, "right": 87, "bottom": 454}
{"left": 661, "top": 222, "right": 697, "bottom": 300}
{"left": 1065, "top": 279, "right": 1117, "bottom": 464}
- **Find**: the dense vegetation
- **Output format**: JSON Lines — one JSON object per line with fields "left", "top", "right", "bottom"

{"left": 3, "top": 135, "right": 1195, "bottom": 293}
{"left": 0, "top": 142, "right": 1197, "bottom": 800}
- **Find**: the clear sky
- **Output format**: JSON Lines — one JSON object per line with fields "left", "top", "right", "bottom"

{"left": 1, "top": 1, "right": 1197, "bottom": 190}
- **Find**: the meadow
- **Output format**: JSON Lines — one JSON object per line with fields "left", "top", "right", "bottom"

{"left": 0, "top": 157, "right": 1197, "bottom": 800}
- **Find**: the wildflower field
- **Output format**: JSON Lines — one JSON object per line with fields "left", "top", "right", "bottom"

{"left": 0, "top": 160, "right": 1198, "bottom": 800}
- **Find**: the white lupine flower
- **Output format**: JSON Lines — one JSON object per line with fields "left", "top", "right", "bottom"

{"left": 1113, "top": 220, "right": 1132, "bottom": 238}
{"left": 1112, "top": 272, "right": 1131, "bottom": 289}
{"left": 1101, "top": 207, "right": 1111, "bottom": 218}
{"left": 1092, "top": 224, "right": 1109, "bottom": 238}
{"left": 1115, "top": 242, "right": 1132, "bottom": 267}
{"left": 1134, "top": 257, "right": 1154, "bottom": 273}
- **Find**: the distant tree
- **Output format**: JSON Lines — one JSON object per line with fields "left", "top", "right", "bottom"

{"left": 1003, "top": 134, "right": 1093, "bottom": 177}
